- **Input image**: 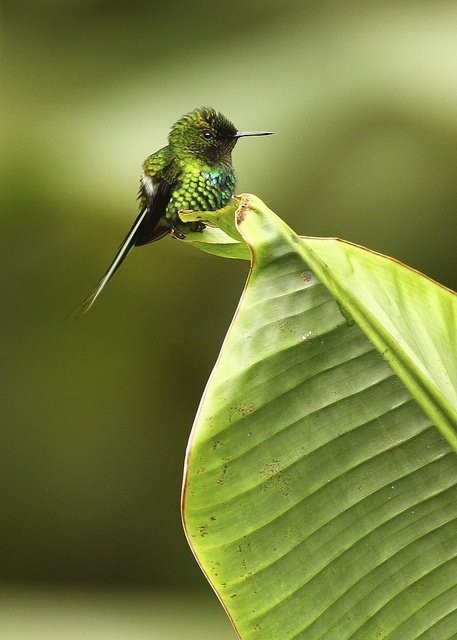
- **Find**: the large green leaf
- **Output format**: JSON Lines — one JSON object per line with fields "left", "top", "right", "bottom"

{"left": 181, "top": 196, "right": 457, "bottom": 639}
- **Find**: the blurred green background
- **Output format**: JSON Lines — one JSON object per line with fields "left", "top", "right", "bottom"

{"left": 2, "top": 1, "right": 457, "bottom": 637}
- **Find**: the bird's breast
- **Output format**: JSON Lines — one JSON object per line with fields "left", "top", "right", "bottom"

{"left": 201, "top": 170, "right": 223, "bottom": 187}
{"left": 166, "top": 166, "right": 235, "bottom": 217}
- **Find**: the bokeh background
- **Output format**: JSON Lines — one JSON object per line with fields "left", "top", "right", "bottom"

{"left": 2, "top": 1, "right": 457, "bottom": 637}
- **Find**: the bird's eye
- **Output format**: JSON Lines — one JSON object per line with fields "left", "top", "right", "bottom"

{"left": 201, "top": 131, "right": 213, "bottom": 140}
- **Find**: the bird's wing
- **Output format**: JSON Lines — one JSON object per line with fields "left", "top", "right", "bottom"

{"left": 133, "top": 177, "right": 173, "bottom": 246}
{"left": 72, "top": 154, "right": 174, "bottom": 316}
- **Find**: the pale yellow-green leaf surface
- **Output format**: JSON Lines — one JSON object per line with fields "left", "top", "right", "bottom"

{"left": 182, "top": 196, "right": 457, "bottom": 639}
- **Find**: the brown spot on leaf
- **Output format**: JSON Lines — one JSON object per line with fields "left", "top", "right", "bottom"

{"left": 233, "top": 402, "right": 256, "bottom": 417}
{"left": 217, "top": 463, "right": 229, "bottom": 485}
{"left": 261, "top": 460, "right": 290, "bottom": 497}
{"left": 278, "top": 319, "right": 294, "bottom": 334}
{"left": 235, "top": 195, "right": 250, "bottom": 225}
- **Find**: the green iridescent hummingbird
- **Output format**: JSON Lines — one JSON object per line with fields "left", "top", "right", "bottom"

{"left": 78, "top": 106, "right": 272, "bottom": 313}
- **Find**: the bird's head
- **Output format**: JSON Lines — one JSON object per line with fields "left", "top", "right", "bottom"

{"left": 168, "top": 107, "right": 272, "bottom": 165}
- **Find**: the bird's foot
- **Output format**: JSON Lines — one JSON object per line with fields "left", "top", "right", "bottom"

{"left": 189, "top": 220, "right": 206, "bottom": 233}
{"left": 169, "top": 220, "right": 186, "bottom": 240}
{"left": 178, "top": 210, "right": 206, "bottom": 233}
{"left": 170, "top": 218, "right": 206, "bottom": 239}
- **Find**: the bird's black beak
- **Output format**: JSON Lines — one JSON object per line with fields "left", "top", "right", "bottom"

{"left": 233, "top": 131, "right": 274, "bottom": 138}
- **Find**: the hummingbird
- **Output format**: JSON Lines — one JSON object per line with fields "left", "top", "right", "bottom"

{"left": 77, "top": 106, "right": 272, "bottom": 314}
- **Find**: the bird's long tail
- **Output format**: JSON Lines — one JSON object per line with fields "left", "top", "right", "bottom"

{"left": 70, "top": 206, "right": 151, "bottom": 317}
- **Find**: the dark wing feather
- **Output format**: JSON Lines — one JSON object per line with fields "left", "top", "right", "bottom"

{"left": 72, "top": 176, "right": 173, "bottom": 316}
{"left": 134, "top": 178, "right": 173, "bottom": 245}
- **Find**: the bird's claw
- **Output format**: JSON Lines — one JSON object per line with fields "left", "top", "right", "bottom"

{"left": 170, "top": 216, "right": 206, "bottom": 239}
{"left": 178, "top": 210, "right": 206, "bottom": 231}
{"left": 168, "top": 217, "right": 185, "bottom": 239}
{"left": 170, "top": 226, "right": 186, "bottom": 240}
{"left": 189, "top": 221, "right": 206, "bottom": 233}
